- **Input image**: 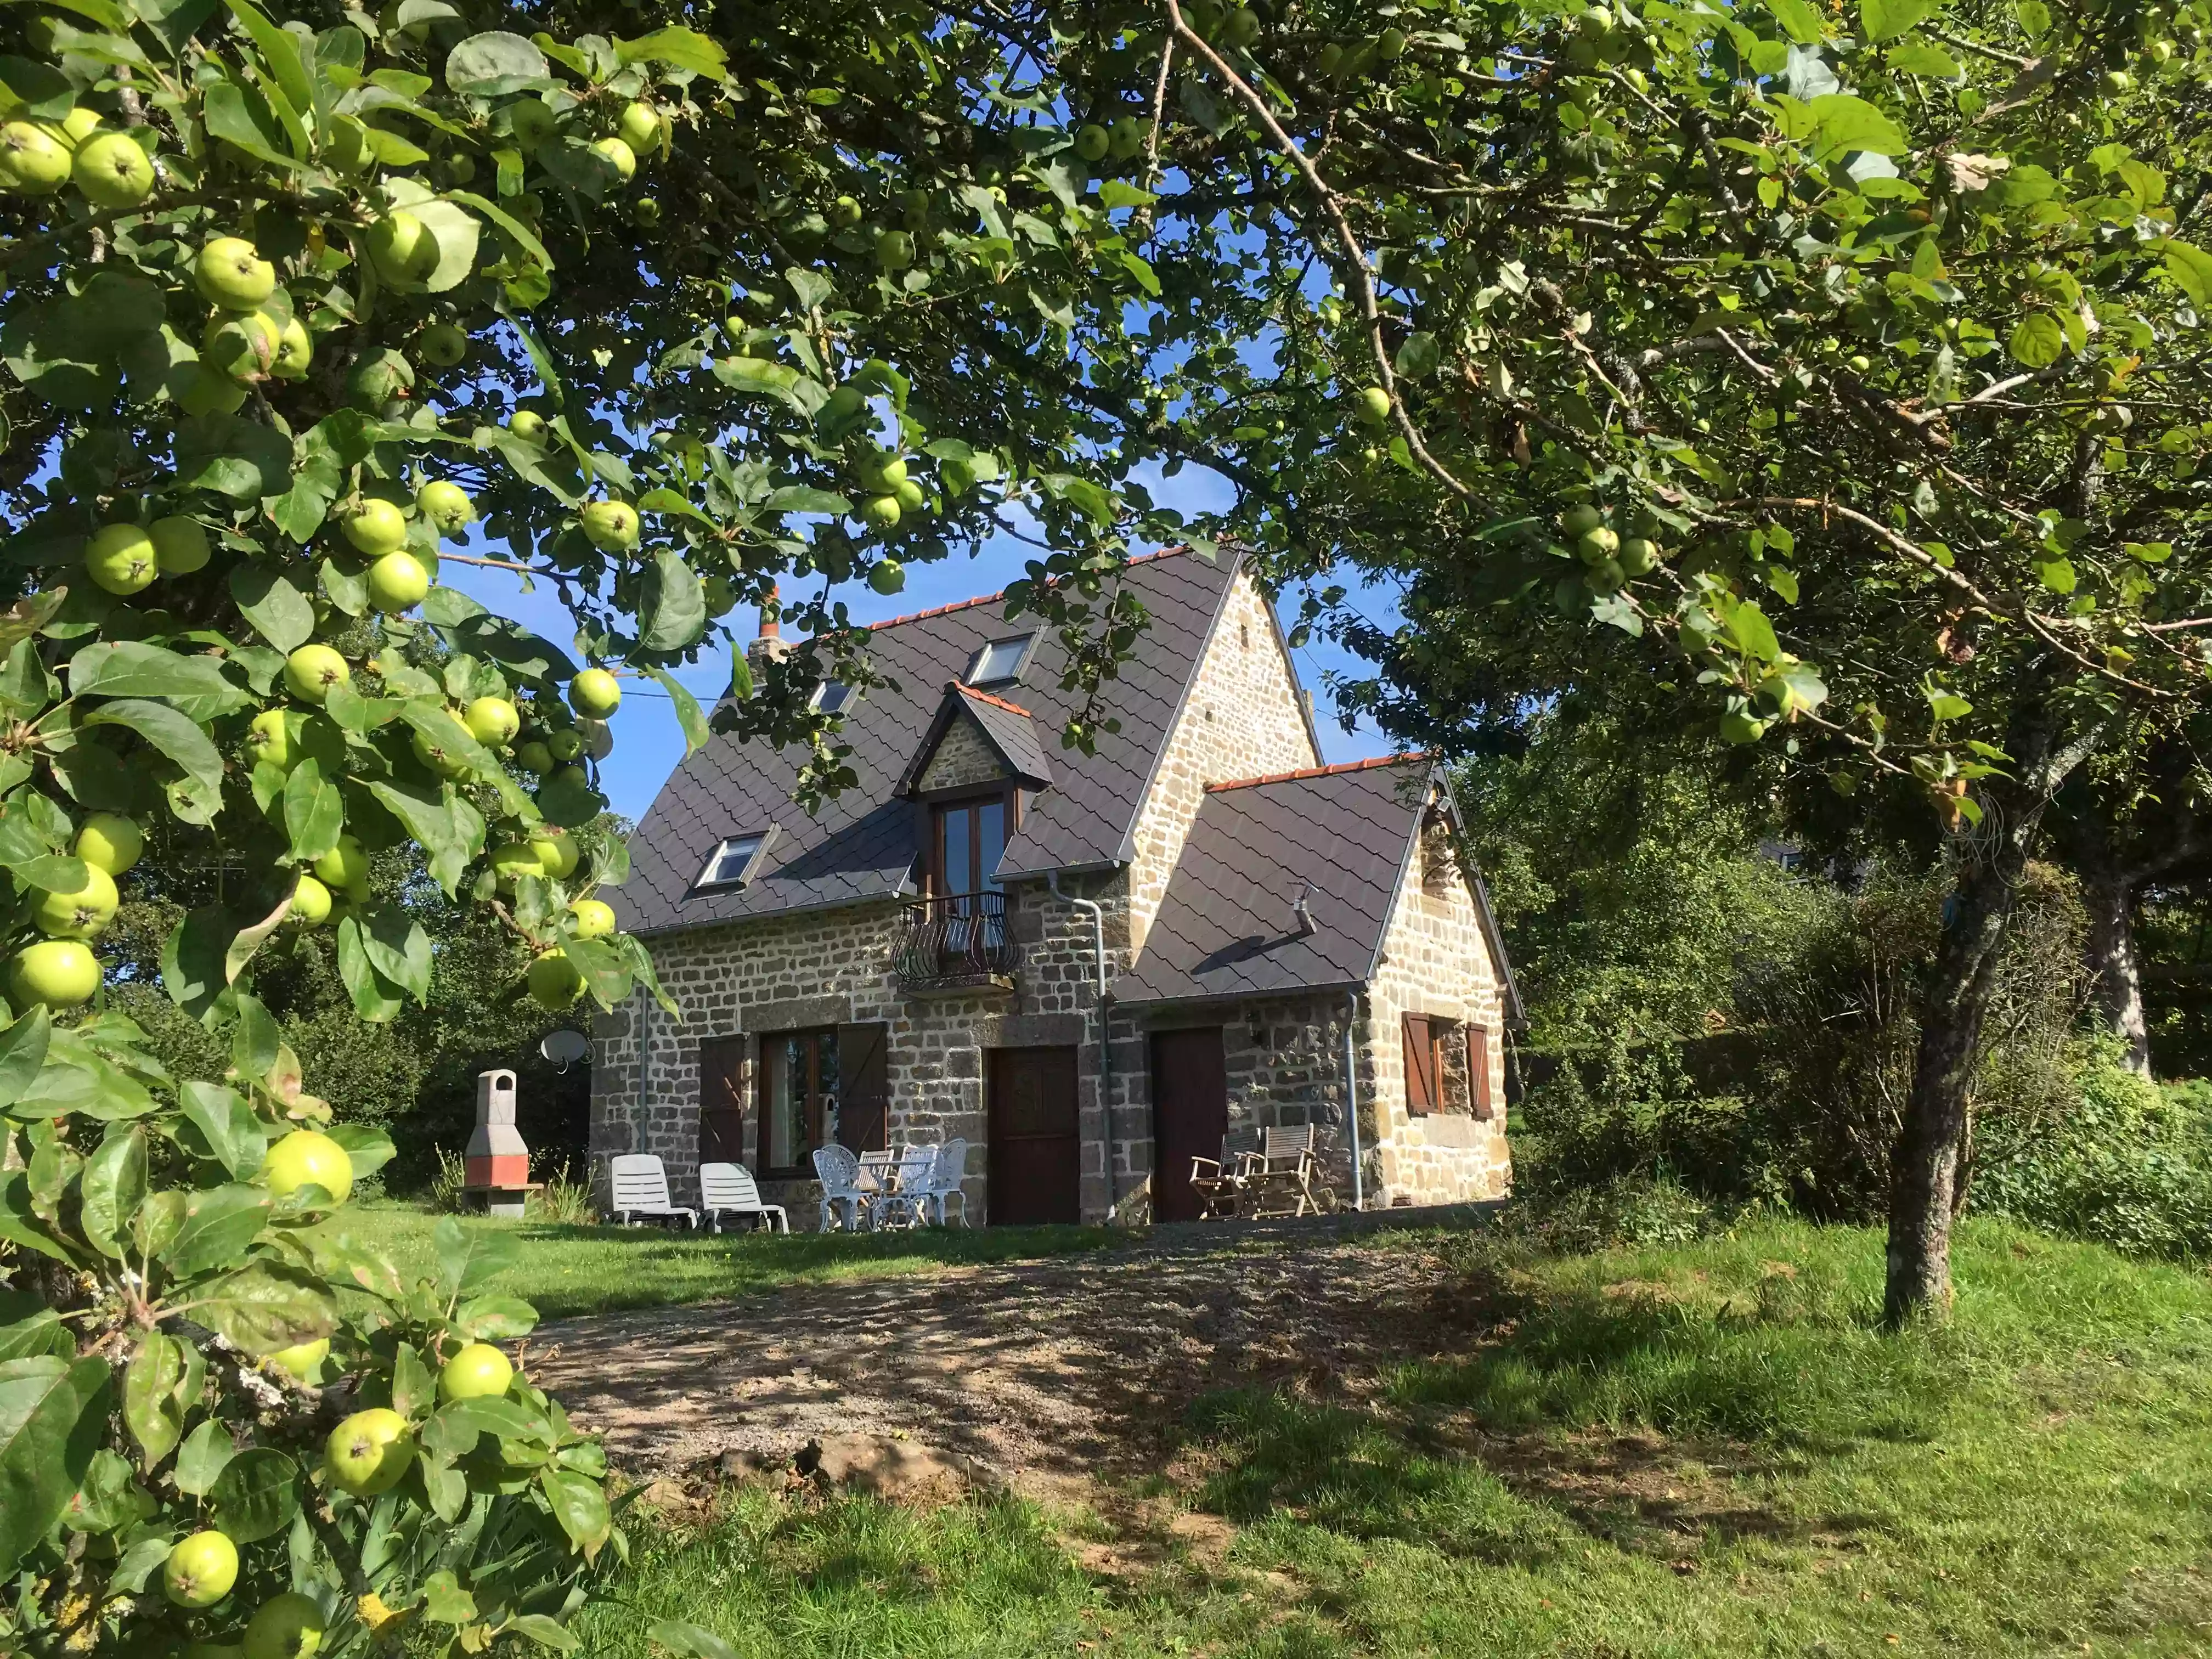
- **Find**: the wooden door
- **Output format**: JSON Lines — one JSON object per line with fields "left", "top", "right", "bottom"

{"left": 697, "top": 1036, "right": 749, "bottom": 1166}
{"left": 835, "top": 1022, "right": 890, "bottom": 1153}
{"left": 986, "top": 1046, "right": 1080, "bottom": 1225}
{"left": 1150, "top": 1026, "right": 1227, "bottom": 1222}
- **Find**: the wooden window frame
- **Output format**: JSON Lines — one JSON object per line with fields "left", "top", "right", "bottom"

{"left": 1468, "top": 1024, "right": 1494, "bottom": 1120}
{"left": 1402, "top": 1013, "right": 1442, "bottom": 1116}
{"left": 755, "top": 1026, "right": 838, "bottom": 1180}
{"left": 927, "top": 787, "right": 1017, "bottom": 898}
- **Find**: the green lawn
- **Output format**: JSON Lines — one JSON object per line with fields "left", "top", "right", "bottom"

{"left": 552, "top": 1216, "right": 2212, "bottom": 1657}
{"left": 343, "top": 1201, "right": 1124, "bottom": 1319}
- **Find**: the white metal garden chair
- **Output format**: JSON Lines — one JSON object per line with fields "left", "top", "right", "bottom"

{"left": 811, "top": 1144, "right": 872, "bottom": 1233}
{"left": 873, "top": 1144, "right": 942, "bottom": 1231}
{"left": 607, "top": 1154, "right": 698, "bottom": 1229}
{"left": 698, "top": 1161, "right": 789, "bottom": 1233}
{"left": 911, "top": 1138, "right": 969, "bottom": 1226}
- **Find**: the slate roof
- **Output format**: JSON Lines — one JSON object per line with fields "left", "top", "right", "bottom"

{"left": 1114, "top": 755, "right": 1523, "bottom": 1023}
{"left": 894, "top": 682, "right": 1053, "bottom": 796}
{"left": 612, "top": 547, "right": 1243, "bottom": 936}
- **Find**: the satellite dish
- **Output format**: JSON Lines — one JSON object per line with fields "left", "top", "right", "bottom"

{"left": 540, "top": 1030, "right": 591, "bottom": 1071}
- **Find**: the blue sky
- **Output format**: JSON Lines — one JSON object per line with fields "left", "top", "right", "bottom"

{"left": 441, "top": 460, "right": 1402, "bottom": 823}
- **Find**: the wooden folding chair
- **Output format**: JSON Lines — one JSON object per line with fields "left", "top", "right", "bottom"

{"left": 1189, "top": 1125, "right": 1263, "bottom": 1220}
{"left": 1250, "top": 1125, "right": 1336, "bottom": 1217}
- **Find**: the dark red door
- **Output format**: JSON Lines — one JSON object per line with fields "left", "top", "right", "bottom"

{"left": 987, "top": 1046, "right": 1080, "bottom": 1224}
{"left": 1150, "top": 1026, "right": 1227, "bottom": 1222}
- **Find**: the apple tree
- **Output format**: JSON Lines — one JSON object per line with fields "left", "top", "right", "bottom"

{"left": 0, "top": 0, "right": 1182, "bottom": 1651}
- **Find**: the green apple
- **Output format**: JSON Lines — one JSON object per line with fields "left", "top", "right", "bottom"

{"left": 527, "top": 948, "right": 584, "bottom": 1009}
{"left": 264, "top": 1128, "right": 353, "bottom": 1204}
{"left": 703, "top": 573, "right": 735, "bottom": 617}
{"left": 74, "top": 813, "right": 142, "bottom": 876}
{"left": 579, "top": 500, "right": 639, "bottom": 551}
{"left": 1353, "top": 385, "right": 1392, "bottom": 427}
{"left": 150, "top": 515, "right": 212, "bottom": 575}
{"left": 289, "top": 874, "right": 332, "bottom": 926}
{"left": 364, "top": 209, "right": 438, "bottom": 285}
{"left": 266, "top": 1336, "right": 329, "bottom": 1381}
{"left": 546, "top": 728, "right": 584, "bottom": 763}
{"left": 438, "top": 1341, "right": 514, "bottom": 1402}
{"left": 543, "top": 764, "right": 592, "bottom": 799}
{"left": 859, "top": 452, "right": 909, "bottom": 492}
{"left": 618, "top": 100, "right": 662, "bottom": 151}
{"left": 418, "top": 321, "right": 467, "bottom": 366}
{"left": 196, "top": 236, "right": 275, "bottom": 311}
{"left": 1223, "top": 7, "right": 1261, "bottom": 48}
{"left": 528, "top": 828, "right": 577, "bottom": 877}
{"left": 822, "top": 385, "right": 867, "bottom": 424}
{"left": 507, "top": 409, "right": 548, "bottom": 443}
{"left": 343, "top": 499, "right": 409, "bottom": 556}
{"left": 490, "top": 842, "right": 545, "bottom": 885}
{"left": 178, "top": 362, "right": 249, "bottom": 416}
{"left": 1576, "top": 526, "right": 1620, "bottom": 563}
{"left": 7, "top": 939, "right": 99, "bottom": 1007}
{"left": 465, "top": 696, "right": 521, "bottom": 746}
{"left": 312, "top": 834, "right": 368, "bottom": 891}
{"left": 1074, "top": 122, "right": 1110, "bottom": 162}
{"left": 868, "top": 558, "right": 906, "bottom": 595}
{"left": 874, "top": 229, "right": 913, "bottom": 270}
{"left": 202, "top": 309, "right": 279, "bottom": 381}
{"left": 568, "top": 668, "right": 622, "bottom": 718}
{"left": 284, "top": 644, "right": 351, "bottom": 705}
{"left": 942, "top": 455, "right": 977, "bottom": 496}
{"left": 509, "top": 98, "right": 556, "bottom": 148}
{"left": 591, "top": 135, "right": 637, "bottom": 181}
{"left": 71, "top": 130, "right": 154, "bottom": 207}
{"left": 514, "top": 738, "right": 554, "bottom": 776}
{"left": 893, "top": 478, "right": 925, "bottom": 515}
{"left": 569, "top": 896, "right": 616, "bottom": 938}
{"left": 860, "top": 494, "right": 901, "bottom": 529}
{"left": 35, "top": 864, "right": 118, "bottom": 940}
{"left": 47, "top": 106, "right": 102, "bottom": 151}
{"left": 1109, "top": 114, "right": 1148, "bottom": 158}
{"left": 1618, "top": 536, "right": 1662, "bottom": 576}
{"left": 1377, "top": 24, "right": 1407, "bottom": 58}
{"left": 829, "top": 193, "right": 862, "bottom": 227}
{"left": 243, "top": 1592, "right": 328, "bottom": 1659}
{"left": 163, "top": 1530, "right": 239, "bottom": 1609}
{"left": 0, "top": 121, "right": 70, "bottom": 193}
{"left": 365, "top": 550, "right": 429, "bottom": 614}
{"left": 270, "top": 316, "right": 312, "bottom": 380}
{"left": 1559, "top": 504, "right": 1606, "bottom": 539}
{"left": 417, "top": 479, "right": 475, "bottom": 535}
{"left": 1720, "top": 709, "right": 1768, "bottom": 744}
{"left": 86, "top": 522, "right": 158, "bottom": 595}
{"left": 247, "top": 709, "right": 294, "bottom": 770}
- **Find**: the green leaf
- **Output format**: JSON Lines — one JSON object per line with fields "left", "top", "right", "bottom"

{"left": 81, "top": 698, "right": 225, "bottom": 826}
{"left": 79, "top": 1125, "right": 148, "bottom": 1260}
{"left": 122, "top": 1330, "right": 191, "bottom": 1469}
{"left": 455, "top": 1295, "right": 538, "bottom": 1339}
{"left": 174, "top": 1082, "right": 263, "bottom": 1183}
{"left": 195, "top": 1261, "right": 337, "bottom": 1356}
{"left": 507, "top": 1614, "right": 583, "bottom": 1652}
{"left": 66, "top": 640, "right": 250, "bottom": 718}
{"left": 1808, "top": 93, "right": 1909, "bottom": 158}
{"left": 335, "top": 911, "right": 406, "bottom": 1022}
{"left": 392, "top": 1340, "right": 435, "bottom": 1418}
{"left": 223, "top": 0, "right": 317, "bottom": 129}
{"left": 1723, "top": 601, "right": 1781, "bottom": 663}
{"left": 230, "top": 563, "right": 316, "bottom": 653}
{"left": 422, "top": 1569, "right": 479, "bottom": 1624}
{"left": 157, "top": 1184, "right": 272, "bottom": 1280}
{"left": 2008, "top": 311, "right": 2064, "bottom": 368}
{"left": 202, "top": 76, "right": 297, "bottom": 168}
{"left": 1859, "top": 0, "right": 1931, "bottom": 41}
{"left": 163, "top": 904, "right": 238, "bottom": 1019}
{"left": 1887, "top": 41, "right": 1960, "bottom": 76}
{"left": 0, "top": 1356, "right": 111, "bottom": 1573}
{"left": 325, "top": 1124, "right": 395, "bottom": 1183}
{"left": 614, "top": 25, "right": 727, "bottom": 75}
{"left": 63, "top": 1446, "right": 140, "bottom": 1534}
{"left": 648, "top": 1621, "right": 742, "bottom": 1659}
{"left": 0, "top": 1008, "right": 51, "bottom": 1101}
{"left": 435, "top": 1214, "right": 518, "bottom": 1298}
{"left": 211, "top": 1446, "right": 300, "bottom": 1543}
{"left": 646, "top": 667, "right": 707, "bottom": 755}
{"left": 410, "top": 199, "right": 482, "bottom": 294}
{"left": 1393, "top": 332, "right": 1440, "bottom": 380}
{"left": 2016, "top": 0, "right": 2051, "bottom": 38}
{"left": 361, "top": 906, "right": 433, "bottom": 1004}
{"left": 539, "top": 1467, "right": 612, "bottom": 1561}
{"left": 173, "top": 1418, "right": 237, "bottom": 1497}
{"left": 639, "top": 548, "right": 707, "bottom": 653}
{"left": 1765, "top": 0, "right": 1825, "bottom": 44}
{"left": 444, "top": 30, "right": 550, "bottom": 94}
{"left": 0, "top": 1301, "right": 71, "bottom": 1363}
{"left": 282, "top": 757, "right": 343, "bottom": 862}
{"left": 560, "top": 934, "right": 633, "bottom": 1007}
{"left": 177, "top": 410, "right": 295, "bottom": 498}
{"left": 2162, "top": 240, "right": 2212, "bottom": 308}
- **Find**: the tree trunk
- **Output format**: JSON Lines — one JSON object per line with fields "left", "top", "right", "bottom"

{"left": 1884, "top": 716, "right": 2094, "bottom": 1328}
{"left": 2083, "top": 874, "right": 2152, "bottom": 1076}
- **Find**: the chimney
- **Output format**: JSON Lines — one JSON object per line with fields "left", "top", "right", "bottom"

{"left": 747, "top": 582, "right": 791, "bottom": 673}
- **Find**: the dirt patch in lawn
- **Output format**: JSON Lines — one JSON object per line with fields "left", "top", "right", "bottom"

{"left": 524, "top": 1227, "right": 1490, "bottom": 1493}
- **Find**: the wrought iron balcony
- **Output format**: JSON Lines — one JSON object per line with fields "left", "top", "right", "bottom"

{"left": 896, "top": 891, "right": 1020, "bottom": 993}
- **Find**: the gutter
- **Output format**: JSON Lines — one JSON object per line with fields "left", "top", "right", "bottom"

{"left": 1047, "top": 870, "right": 1118, "bottom": 1218}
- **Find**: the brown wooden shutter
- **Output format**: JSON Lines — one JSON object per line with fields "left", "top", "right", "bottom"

{"left": 836, "top": 1022, "right": 890, "bottom": 1152}
{"left": 1468, "top": 1025, "right": 1494, "bottom": 1120}
{"left": 1402, "top": 1014, "right": 1436, "bottom": 1115}
{"left": 697, "top": 1036, "right": 749, "bottom": 1165}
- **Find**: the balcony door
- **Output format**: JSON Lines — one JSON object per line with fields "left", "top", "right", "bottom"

{"left": 932, "top": 793, "right": 1009, "bottom": 964}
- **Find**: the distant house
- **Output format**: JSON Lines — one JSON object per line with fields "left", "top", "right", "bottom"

{"left": 591, "top": 548, "right": 1519, "bottom": 1227}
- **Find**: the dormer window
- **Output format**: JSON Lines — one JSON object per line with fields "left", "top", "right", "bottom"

{"left": 697, "top": 832, "right": 768, "bottom": 890}
{"left": 812, "top": 681, "right": 854, "bottom": 714}
{"left": 965, "top": 633, "right": 1037, "bottom": 686}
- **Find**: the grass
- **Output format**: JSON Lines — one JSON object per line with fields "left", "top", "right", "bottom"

{"left": 556, "top": 1215, "right": 2212, "bottom": 1657}
{"left": 343, "top": 1199, "right": 1124, "bottom": 1319}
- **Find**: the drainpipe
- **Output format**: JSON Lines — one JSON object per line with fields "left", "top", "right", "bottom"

{"left": 1341, "top": 992, "right": 1366, "bottom": 1213}
{"left": 1048, "top": 870, "right": 1116, "bottom": 1217}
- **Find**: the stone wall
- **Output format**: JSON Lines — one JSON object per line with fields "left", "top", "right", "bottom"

{"left": 917, "top": 707, "right": 1009, "bottom": 792}
{"left": 1125, "top": 574, "right": 1318, "bottom": 958}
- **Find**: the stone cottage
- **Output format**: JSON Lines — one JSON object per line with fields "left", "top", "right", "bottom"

{"left": 591, "top": 546, "right": 1520, "bottom": 1227}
